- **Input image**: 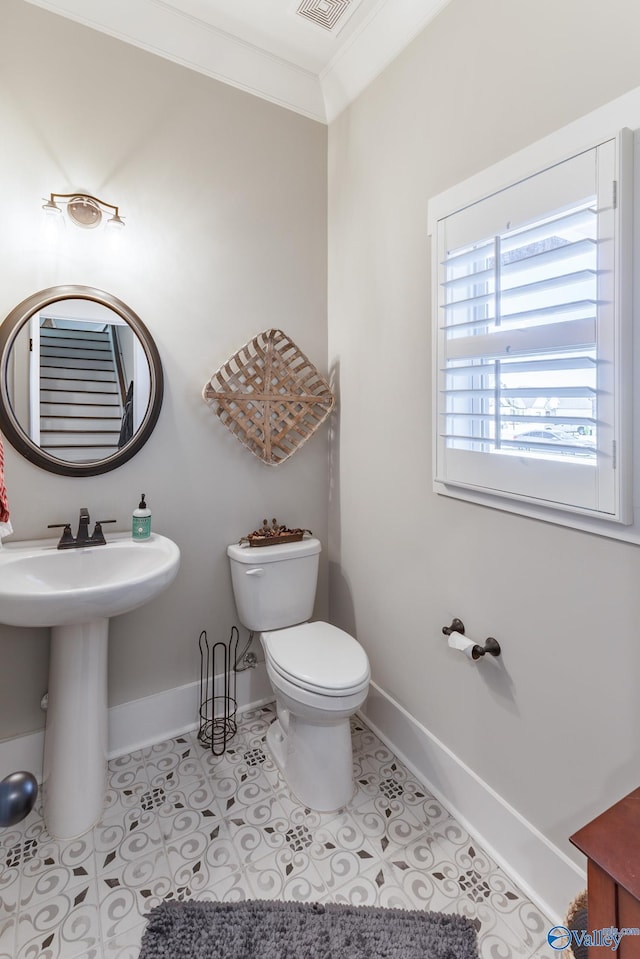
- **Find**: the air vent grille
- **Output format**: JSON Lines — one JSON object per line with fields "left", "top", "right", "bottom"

{"left": 296, "top": 0, "right": 354, "bottom": 32}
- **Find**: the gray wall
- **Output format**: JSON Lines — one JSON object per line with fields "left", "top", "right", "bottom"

{"left": 327, "top": 0, "right": 640, "bottom": 866}
{"left": 0, "top": 0, "right": 328, "bottom": 738}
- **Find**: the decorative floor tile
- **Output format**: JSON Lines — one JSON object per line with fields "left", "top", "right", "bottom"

{"left": 165, "top": 816, "right": 245, "bottom": 901}
{"left": 198, "top": 754, "right": 276, "bottom": 812}
{"left": 508, "top": 906, "right": 555, "bottom": 958}
{"left": 350, "top": 760, "right": 389, "bottom": 804}
{"left": 97, "top": 849, "right": 173, "bottom": 942}
{"left": 389, "top": 830, "right": 440, "bottom": 874}
{"left": 172, "top": 864, "right": 251, "bottom": 904}
{"left": 143, "top": 736, "right": 205, "bottom": 790}
{"left": 456, "top": 851, "right": 550, "bottom": 954}
{"left": 230, "top": 703, "right": 277, "bottom": 744}
{"left": 224, "top": 794, "right": 293, "bottom": 864}
{"left": 100, "top": 919, "right": 146, "bottom": 959}
{"left": 0, "top": 856, "right": 21, "bottom": 916}
{"left": 20, "top": 862, "right": 95, "bottom": 916}
{"left": 160, "top": 801, "right": 222, "bottom": 849}
{"left": 19, "top": 831, "right": 95, "bottom": 906}
{"left": 428, "top": 832, "right": 551, "bottom": 955}
{"left": 245, "top": 846, "right": 326, "bottom": 902}
{"left": 525, "top": 943, "right": 556, "bottom": 959}
{"left": 16, "top": 880, "right": 101, "bottom": 959}
{"left": 350, "top": 715, "right": 384, "bottom": 755}
{"left": 93, "top": 810, "right": 163, "bottom": 875}
{"left": 433, "top": 814, "right": 474, "bottom": 849}
{"left": 421, "top": 844, "right": 547, "bottom": 959}
{"left": 190, "top": 870, "right": 253, "bottom": 903}
{"left": 306, "top": 834, "right": 380, "bottom": 893}
{"left": 195, "top": 740, "right": 250, "bottom": 775}
{"left": 165, "top": 812, "right": 221, "bottom": 867}
{"left": 272, "top": 788, "right": 344, "bottom": 830}
{"left": 102, "top": 755, "right": 150, "bottom": 825}
{"left": 345, "top": 793, "right": 428, "bottom": 856}
{"left": 350, "top": 723, "right": 377, "bottom": 749}
{"left": 153, "top": 775, "right": 222, "bottom": 825}
{"left": 218, "top": 770, "right": 280, "bottom": 820}
{"left": 405, "top": 793, "right": 452, "bottom": 833}
{"left": 4, "top": 704, "right": 552, "bottom": 959}
{"left": 472, "top": 908, "right": 536, "bottom": 959}
{"left": 387, "top": 858, "right": 448, "bottom": 911}
{"left": 1, "top": 816, "right": 49, "bottom": 870}
{"left": 325, "top": 859, "right": 413, "bottom": 910}
{"left": 0, "top": 915, "right": 16, "bottom": 959}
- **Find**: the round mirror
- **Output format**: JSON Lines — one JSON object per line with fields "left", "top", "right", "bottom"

{"left": 0, "top": 286, "right": 163, "bottom": 477}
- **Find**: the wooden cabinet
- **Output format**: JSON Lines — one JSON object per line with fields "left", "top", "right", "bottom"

{"left": 570, "top": 788, "right": 640, "bottom": 957}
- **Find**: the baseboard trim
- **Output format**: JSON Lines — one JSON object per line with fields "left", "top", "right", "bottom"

{"left": 108, "top": 663, "right": 272, "bottom": 757}
{"left": 359, "top": 681, "right": 585, "bottom": 925}
{"left": 0, "top": 729, "right": 45, "bottom": 785}
{"left": 0, "top": 662, "right": 272, "bottom": 781}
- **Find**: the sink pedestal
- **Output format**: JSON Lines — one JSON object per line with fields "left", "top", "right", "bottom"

{"left": 43, "top": 617, "right": 108, "bottom": 839}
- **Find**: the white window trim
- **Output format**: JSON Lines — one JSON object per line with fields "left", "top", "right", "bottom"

{"left": 427, "top": 95, "right": 640, "bottom": 545}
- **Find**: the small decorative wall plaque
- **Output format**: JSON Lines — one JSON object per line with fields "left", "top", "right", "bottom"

{"left": 202, "top": 329, "right": 335, "bottom": 466}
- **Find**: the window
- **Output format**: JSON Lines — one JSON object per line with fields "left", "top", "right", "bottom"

{"left": 429, "top": 130, "right": 632, "bottom": 524}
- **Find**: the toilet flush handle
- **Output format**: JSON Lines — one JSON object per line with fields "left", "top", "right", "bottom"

{"left": 245, "top": 568, "right": 265, "bottom": 577}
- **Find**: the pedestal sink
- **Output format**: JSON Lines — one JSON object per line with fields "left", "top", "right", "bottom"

{"left": 0, "top": 532, "right": 180, "bottom": 839}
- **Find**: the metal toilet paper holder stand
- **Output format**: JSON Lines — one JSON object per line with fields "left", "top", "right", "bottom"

{"left": 442, "top": 618, "right": 501, "bottom": 660}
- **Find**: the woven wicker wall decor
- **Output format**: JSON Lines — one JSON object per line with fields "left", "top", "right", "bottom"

{"left": 202, "top": 329, "right": 335, "bottom": 466}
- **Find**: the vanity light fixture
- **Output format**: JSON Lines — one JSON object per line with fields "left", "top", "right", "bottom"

{"left": 42, "top": 193, "right": 125, "bottom": 230}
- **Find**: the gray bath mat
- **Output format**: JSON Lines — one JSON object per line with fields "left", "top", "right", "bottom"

{"left": 139, "top": 899, "right": 479, "bottom": 958}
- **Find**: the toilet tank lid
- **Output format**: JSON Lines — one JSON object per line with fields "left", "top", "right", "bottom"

{"left": 227, "top": 536, "right": 321, "bottom": 564}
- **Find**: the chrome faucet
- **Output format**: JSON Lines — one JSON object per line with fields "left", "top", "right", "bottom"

{"left": 48, "top": 508, "right": 117, "bottom": 549}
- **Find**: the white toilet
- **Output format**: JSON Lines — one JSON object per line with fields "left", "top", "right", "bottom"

{"left": 227, "top": 536, "right": 370, "bottom": 811}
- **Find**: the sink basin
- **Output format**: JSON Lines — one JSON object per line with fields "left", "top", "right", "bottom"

{"left": 0, "top": 531, "right": 180, "bottom": 840}
{"left": 0, "top": 532, "right": 180, "bottom": 627}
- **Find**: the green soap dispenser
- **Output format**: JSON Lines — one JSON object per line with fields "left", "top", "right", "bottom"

{"left": 132, "top": 493, "right": 151, "bottom": 540}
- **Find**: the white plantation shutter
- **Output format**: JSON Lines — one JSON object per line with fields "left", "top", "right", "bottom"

{"left": 431, "top": 132, "right": 632, "bottom": 522}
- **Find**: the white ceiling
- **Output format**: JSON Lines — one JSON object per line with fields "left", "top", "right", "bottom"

{"left": 24, "top": 0, "right": 452, "bottom": 123}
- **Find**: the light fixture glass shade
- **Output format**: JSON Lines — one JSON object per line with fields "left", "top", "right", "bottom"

{"left": 42, "top": 199, "right": 62, "bottom": 216}
{"left": 106, "top": 213, "right": 125, "bottom": 230}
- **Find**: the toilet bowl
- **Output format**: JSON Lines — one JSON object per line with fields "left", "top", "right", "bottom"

{"left": 261, "top": 621, "right": 369, "bottom": 810}
{"left": 227, "top": 537, "right": 370, "bottom": 811}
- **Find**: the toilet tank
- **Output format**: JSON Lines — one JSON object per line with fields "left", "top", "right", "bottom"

{"left": 227, "top": 537, "right": 321, "bottom": 632}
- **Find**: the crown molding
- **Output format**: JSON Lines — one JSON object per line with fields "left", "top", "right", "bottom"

{"left": 24, "top": 0, "right": 453, "bottom": 124}
{"left": 24, "top": 0, "right": 327, "bottom": 120}
{"left": 321, "top": 0, "right": 453, "bottom": 122}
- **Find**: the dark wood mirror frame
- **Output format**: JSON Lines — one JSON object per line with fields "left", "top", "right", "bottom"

{"left": 0, "top": 285, "right": 164, "bottom": 477}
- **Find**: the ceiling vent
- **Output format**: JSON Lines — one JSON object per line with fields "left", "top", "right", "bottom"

{"left": 295, "top": 0, "right": 356, "bottom": 32}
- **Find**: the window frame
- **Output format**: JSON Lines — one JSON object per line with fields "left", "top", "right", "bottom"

{"left": 428, "top": 123, "right": 634, "bottom": 537}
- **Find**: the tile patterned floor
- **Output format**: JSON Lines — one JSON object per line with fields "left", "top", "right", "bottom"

{"left": 0, "top": 704, "right": 555, "bottom": 959}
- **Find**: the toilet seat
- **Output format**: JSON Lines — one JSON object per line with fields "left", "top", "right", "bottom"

{"left": 262, "top": 621, "right": 370, "bottom": 698}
